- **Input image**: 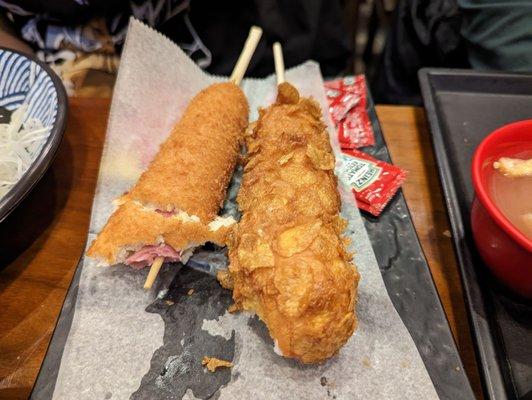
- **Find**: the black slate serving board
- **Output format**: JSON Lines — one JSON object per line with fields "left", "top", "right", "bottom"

{"left": 419, "top": 68, "right": 532, "bottom": 400}
{"left": 30, "top": 82, "right": 475, "bottom": 400}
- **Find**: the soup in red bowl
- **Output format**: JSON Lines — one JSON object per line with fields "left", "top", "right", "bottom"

{"left": 471, "top": 119, "right": 532, "bottom": 299}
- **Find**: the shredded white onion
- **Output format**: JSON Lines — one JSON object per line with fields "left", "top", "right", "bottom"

{"left": 0, "top": 105, "right": 49, "bottom": 199}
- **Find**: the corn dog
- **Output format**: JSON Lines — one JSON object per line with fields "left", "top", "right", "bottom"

{"left": 87, "top": 82, "right": 248, "bottom": 268}
{"left": 224, "top": 83, "right": 360, "bottom": 364}
{"left": 124, "top": 82, "right": 248, "bottom": 221}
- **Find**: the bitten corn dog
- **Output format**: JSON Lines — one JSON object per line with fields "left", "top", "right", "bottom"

{"left": 224, "top": 82, "right": 360, "bottom": 364}
{"left": 87, "top": 82, "right": 248, "bottom": 267}
{"left": 87, "top": 27, "right": 262, "bottom": 288}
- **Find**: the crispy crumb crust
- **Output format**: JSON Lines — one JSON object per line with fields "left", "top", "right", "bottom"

{"left": 87, "top": 201, "right": 230, "bottom": 265}
{"left": 227, "top": 83, "right": 360, "bottom": 364}
{"left": 127, "top": 82, "right": 248, "bottom": 222}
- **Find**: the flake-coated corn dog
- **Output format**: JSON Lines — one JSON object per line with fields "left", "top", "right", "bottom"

{"left": 224, "top": 83, "right": 359, "bottom": 364}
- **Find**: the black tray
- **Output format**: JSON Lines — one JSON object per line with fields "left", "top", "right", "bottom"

{"left": 31, "top": 83, "right": 475, "bottom": 399}
{"left": 419, "top": 68, "right": 532, "bottom": 400}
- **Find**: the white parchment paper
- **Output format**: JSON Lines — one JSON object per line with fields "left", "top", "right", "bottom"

{"left": 52, "top": 19, "right": 439, "bottom": 399}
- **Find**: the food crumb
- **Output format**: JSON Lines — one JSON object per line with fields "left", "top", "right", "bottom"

{"left": 320, "top": 376, "right": 327, "bottom": 386}
{"left": 493, "top": 157, "right": 532, "bottom": 177}
{"left": 187, "top": 289, "right": 194, "bottom": 296}
{"left": 455, "top": 366, "right": 461, "bottom": 371}
{"left": 202, "top": 356, "right": 233, "bottom": 372}
{"left": 164, "top": 300, "right": 174, "bottom": 306}
{"left": 361, "top": 357, "right": 372, "bottom": 368}
{"left": 442, "top": 230, "right": 451, "bottom": 238}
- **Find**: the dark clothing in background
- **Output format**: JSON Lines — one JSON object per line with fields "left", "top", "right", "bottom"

{"left": 0, "top": 0, "right": 194, "bottom": 95}
{"left": 459, "top": 0, "right": 532, "bottom": 72}
{"left": 372, "top": 0, "right": 468, "bottom": 105}
{"left": 373, "top": 0, "right": 532, "bottom": 105}
{"left": 1, "top": 0, "right": 210, "bottom": 66}
{"left": 0, "top": 0, "right": 351, "bottom": 79}
{"left": 186, "top": 0, "right": 351, "bottom": 77}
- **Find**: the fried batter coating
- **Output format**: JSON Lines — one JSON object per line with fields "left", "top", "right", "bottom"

{"left": 227, "top": 83, "right": 360, "bottom": 364}
{"left": 127, "top": 82, "right": 249, "bottom": 222}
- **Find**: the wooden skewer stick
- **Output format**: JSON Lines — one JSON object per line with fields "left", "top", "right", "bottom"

{"left": 273, "top": 42, "right": 285, "bottom": 85}
{"left": 144, "top": 256, "right": 164, "bottom": 289}
{"left": 230, "top": 26, "right": 263, "bottom": 85}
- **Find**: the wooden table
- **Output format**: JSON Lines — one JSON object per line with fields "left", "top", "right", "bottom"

{"left": 0, "top": 99, "right": 482, "bottom": 399}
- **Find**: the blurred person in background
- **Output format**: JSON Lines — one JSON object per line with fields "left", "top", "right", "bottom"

{"left": 0, "top": 0, "right": 351, "bottom": 97}
{"left": 372, "top": 0, "right": 532, "bottom": 105}
{"left": 459, "top": 0, "right": 532, "bottom": 72}
{"left": 371, "top": 0, "right": 467, "bottom": 105}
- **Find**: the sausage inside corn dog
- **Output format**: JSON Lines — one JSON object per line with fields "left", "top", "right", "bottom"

{"left": 223, "top": 82, "right": 360, "bottom": 364}
{"left": 87, "top": 82, "right": 248, "bottom": 268}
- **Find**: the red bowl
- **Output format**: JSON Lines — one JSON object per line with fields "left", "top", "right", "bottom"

{"left": 471, "top": 119, "right": 532, "bottom": 299}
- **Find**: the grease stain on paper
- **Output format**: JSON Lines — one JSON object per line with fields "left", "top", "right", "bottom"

{"left": 131, "top": 268, "right": 235, "bottom": 400}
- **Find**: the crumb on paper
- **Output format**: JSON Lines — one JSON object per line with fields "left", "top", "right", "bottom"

{"left": 202, "top": 356, "right": 233, "bottom": 372}
{"left": 361, "top": 357, "right": 372, "bottom": 368}
{"left": 442, "top": 230, "right": 451, "bottom": 238}
{"left": 494, "top": 157, "right": 532, "bottom": 177}
{"left": 320, "top": 377, "right": 327, "bottom": 386}
{"left": 455, "top": 366, "right": 461, "bottom": 372}
{"left": 187, "top": 289, "right": 194, "bottom": 296}
{"left": 164, "top": 300, "right": 174, "bottom": 306}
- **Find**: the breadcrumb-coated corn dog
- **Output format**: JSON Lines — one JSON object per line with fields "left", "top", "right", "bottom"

{"left": 126, "top": 82, "right": 248, "bottom": 221}
{"left": 224, "top": 83, "right": 359, "bottom": 364}
{"left": 87, "top": 82, "right": 248, "bottom": 268}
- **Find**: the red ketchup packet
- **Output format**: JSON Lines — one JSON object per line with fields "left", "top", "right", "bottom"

{"left": 340, "top": 149, "right": 407, "bottom": 216}
{"left": 337, "top": 110, "right": 374, "bottom": 149}
{"left": 324, "top": 76, "right": 375, "bottom": 149}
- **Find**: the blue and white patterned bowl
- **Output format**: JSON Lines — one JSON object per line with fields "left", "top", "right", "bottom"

{"left": 0, "top": 47, "right": 67, "bottom": 222}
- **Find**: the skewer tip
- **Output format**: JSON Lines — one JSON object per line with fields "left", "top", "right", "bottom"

{"left": 250, "top": 25, "right": 263, "bottom": 36}
{"left": 230, "top": 26, "right": 263, "bottom": 85}
{"left": 143, "top": 256, "right": 164, "bottom": 289}
{"left": 273, "top": 42, "right": 285, "bottom": 85}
